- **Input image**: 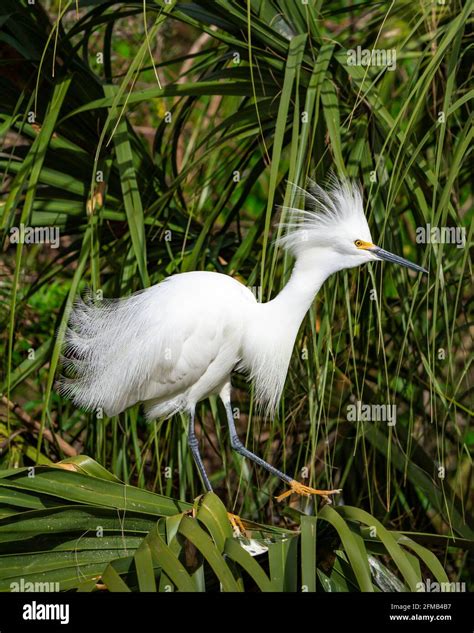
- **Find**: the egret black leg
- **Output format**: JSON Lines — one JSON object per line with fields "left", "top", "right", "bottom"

{"left": 223, "top": 400, "right": 342, "bottom": 502}
{"left": 188, "top": 410, "right": 213, "bottom": 492}
{"left": 223, "top": 401, "right": 292, "bottom": 484}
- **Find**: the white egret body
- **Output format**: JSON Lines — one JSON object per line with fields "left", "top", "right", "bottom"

{"left": 59, "top": 179, "right": 426, "bottom": 500}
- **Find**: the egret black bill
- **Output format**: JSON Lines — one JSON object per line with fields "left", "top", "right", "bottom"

{"left": 370, "top": 245, "right": 427, "bottom": 274}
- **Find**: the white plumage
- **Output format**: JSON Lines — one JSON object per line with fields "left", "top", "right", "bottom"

{"left": 60, "top": 273, "right": 255, "bottom": 418}
{"left": 277, "top": 178, "right": 371, "bottom": 253}
{"left": 58, "top": 178, "right": 426, "bottom": 501}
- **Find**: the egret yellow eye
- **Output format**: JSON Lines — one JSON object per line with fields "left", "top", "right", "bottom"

{"left": 355, "top": 240, "right": 363, "bottom": 248}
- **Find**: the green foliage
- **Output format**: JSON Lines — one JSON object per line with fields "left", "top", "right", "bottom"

{"left": 0, "top": 458, "right": 460, "bottom": 592}
{"left": 0, "top": 0, "right": 472, "bottom": 590}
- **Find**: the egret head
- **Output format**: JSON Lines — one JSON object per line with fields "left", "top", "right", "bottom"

{"left": 278, "top": 178, "right": 427, "bottom": 274}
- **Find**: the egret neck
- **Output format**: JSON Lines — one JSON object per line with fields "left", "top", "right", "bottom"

{"left": 269, "top": 247, "right": 343, "bottom": 320}
{"left": 244, "top": 248, "right": 342, "bottom": 415}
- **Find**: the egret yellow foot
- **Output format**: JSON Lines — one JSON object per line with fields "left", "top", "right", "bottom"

{"left": 227, "top": 512, "right": 247, "bottom": 535}
{"left": 275, "top": 480, "right": 342, "bottom": 503}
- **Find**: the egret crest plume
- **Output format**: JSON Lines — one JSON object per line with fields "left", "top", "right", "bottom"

{"left": 277, "top": 177, "right": 372, "bottom": 254}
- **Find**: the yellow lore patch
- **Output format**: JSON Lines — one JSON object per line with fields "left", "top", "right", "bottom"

{"left": 354, "top": 239, "right": 374, "bottom": 249}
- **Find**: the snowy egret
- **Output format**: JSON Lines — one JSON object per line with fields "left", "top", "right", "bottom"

{"left": 58, "top": 179, "right": 427, "bottom": 504}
